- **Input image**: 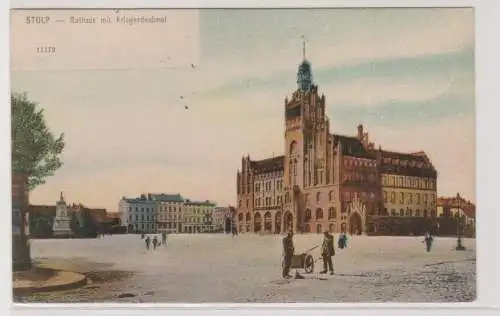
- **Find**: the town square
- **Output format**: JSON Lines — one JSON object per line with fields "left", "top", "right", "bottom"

{"left": 17, "top": 234, "right": 475, "bottom": 303}
{"left": 10, "top": 8, "right": 475, "bottom": 303}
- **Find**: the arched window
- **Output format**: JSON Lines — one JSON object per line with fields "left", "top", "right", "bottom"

{"left": 289, "top": 141, "right": 297, "bottom": 157}
{"left": 305, "top": 209, "right": 312, "bottom": 222}
{"left": 316, "top": 208, "right": 324, "bottom": 219}
{"left": 328, "top": 207, "right": 336, "bottom": 219}
{"left": 329, "top": 191, "right": 335, "bottom": 201}
{"left": 316, "top": 224, "right": 323, "bottom": 233}
{"left": 399, "top": 209, "right": 404, "bottom": 216}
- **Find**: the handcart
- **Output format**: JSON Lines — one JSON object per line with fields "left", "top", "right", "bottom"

{"left": 283, "top": 245, "right": 318, "bottom": 274}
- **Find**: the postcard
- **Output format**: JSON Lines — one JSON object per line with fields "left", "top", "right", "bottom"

{"left": 10, "top": 7, "right": 476, "bottom": 303}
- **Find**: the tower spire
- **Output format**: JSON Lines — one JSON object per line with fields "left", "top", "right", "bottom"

{"left": 301, "top": 35, "right": 306, "bottom": 60}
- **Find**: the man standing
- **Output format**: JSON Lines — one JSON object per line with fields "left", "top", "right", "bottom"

{"left": 282, "top": 231, "right": 295, "bottom": 278}
{"left": 162, "top": 231, "right": 167, "bottom": 246}
{"left": 320, "top": 230, "right": 335, "bottom": 275}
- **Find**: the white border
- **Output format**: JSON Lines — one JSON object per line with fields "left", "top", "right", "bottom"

{"left": 3, "top": 0, "right": 500, "bottom": 315}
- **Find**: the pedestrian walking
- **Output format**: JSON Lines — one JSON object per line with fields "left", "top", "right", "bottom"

{"left": 162, "top": 231, "right": 167, "bottom": 246}
{"left": 423, "top": 232, "right": 434, "bottom": 252}
{"left": 320, "top": 230, "right": 335, "bottom": 275}
{"left": 152, "top": 236, "right": 159, "bottom": 250}
{"left": 282, "top": 231, "right": 295, "bottom": 278}
{"left": 145, "top": 236, "right": 151, "bottom": 251}
{"left": 338, "top": 232, "right": 348, "bottom": 249}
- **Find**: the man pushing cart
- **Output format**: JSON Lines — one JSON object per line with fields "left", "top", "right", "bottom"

{"left": 282, "top": 230, "right": 318, "bottom": 278}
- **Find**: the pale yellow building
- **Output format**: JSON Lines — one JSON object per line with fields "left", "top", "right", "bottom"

{"left": 380, "top": 151, "right": 437, "bottom": 219}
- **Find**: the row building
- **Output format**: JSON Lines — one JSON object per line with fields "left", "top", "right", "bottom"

{"left": 235, "top": 49, "right": 438, "bottom": 236}
{"left": 119, "top": 193, "right": 219, "bottom": 234}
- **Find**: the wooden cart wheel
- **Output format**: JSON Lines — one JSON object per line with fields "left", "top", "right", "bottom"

{"left": 304, "top": 254, "right": 314, "bottom": 273}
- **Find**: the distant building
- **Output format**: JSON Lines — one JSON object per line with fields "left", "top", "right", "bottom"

{"left": 213, "top": 207, "right": 230, "bottom": 232}
{"left": 119, "top": 193, "right": 218, "bottom": 234}
{"left": 149, "top": 193, "right": 185, "bottom": 234}
{"left": 437, "top": 195, "right": 475, "bottom": 237}
{"left": 119, "top": 194, "right": 157, "bottom": 233}
{"left": 182, "top": 200, "right": 216, "bottom": 233}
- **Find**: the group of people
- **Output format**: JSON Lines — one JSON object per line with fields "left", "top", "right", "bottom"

{"left": 282, "top": 230, "right": 437, "bottom": 278}
{"left": 282, "top": 230, "right": 349, "bottom": 278}
{"left": 142, "top": 231, "right": 168, "bottom": 251}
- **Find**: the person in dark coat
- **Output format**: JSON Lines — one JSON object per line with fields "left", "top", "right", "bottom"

{"left": 282, "top": 231, "right": 295, "bottom": 278}
{"left": 320, "top": 231, "right": 335, "bottom": 275}
{"left": 162, "top": 231, "right": 167, "bottom": 246}
{"left": 423, "top": 232, "right": 434, "bottom": 252}
{"left": 145, "top": 236, "right": 151, "bottom": 251}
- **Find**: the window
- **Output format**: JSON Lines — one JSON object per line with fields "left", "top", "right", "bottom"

{"left": 305, "top": 209, "right": 312, "bottom": 222}
{"left": 390, "top": 192, "right": 396, "bottom": 203}
{"left": 316, "top": 224, "right": 322, "bottom": 233}
{"left": 399, "top": 192, "right": 404, "bottom": 204}
{"left": 416, "top": 209, "right": 421, "bottom": 217}
{"left": 391, "top": 209, "right": 396, "bottom": 216}
{"left": 399, "top": 209, "right": 404, "bottom": 216}
{"left": 383, "top": 191, "right": 388, "bottom": 203}
{"left": 316, "top": 208, "right": 324, "bottom": 219}
{"left": 329, "top": 191, "right": 335, "bottom": 201}
{"left": 316, "top": 192, "right": 321, "bottom": 202}
{"left": 328, "top": 207, "right": 336, "bottom": 219}
{"left": 406, "top": 209, "right": 412, "bottom": 217}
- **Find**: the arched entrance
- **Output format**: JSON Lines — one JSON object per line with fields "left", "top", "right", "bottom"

{"left": 283, "top": 211, "right": 293, "bottom": 232}
{"left": 245, "top": 212, "right": 251, "bottom": 232}
{"left": 254, "top": 212, "right": 262, "bottom": 232}
{"left": 349, "top": 212, "right": 362, "bottom": 235}
{"left": 264, "top": 212, "right": 272, "bottom": 233}
{"left": 275, "top": 211, "right": 281, "bottom": 234}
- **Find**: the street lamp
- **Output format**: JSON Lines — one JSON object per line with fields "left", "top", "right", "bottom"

{"left": 455, "top": 193, "right": 466, "bottom": 251}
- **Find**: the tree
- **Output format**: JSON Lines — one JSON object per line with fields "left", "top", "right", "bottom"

{"left": 11, "top": 92, "right": 65, "bottom": 190}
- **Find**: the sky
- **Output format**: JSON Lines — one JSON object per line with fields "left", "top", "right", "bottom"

{"left": 10, "top": 8, "right": 475, "bottom": 212}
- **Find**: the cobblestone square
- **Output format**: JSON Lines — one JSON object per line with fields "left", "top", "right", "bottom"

{"left": 16, "top": 234, "right": 476, "bottom": 303}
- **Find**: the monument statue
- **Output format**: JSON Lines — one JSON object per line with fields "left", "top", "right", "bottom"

{"left": 52, "top": 192, "right": 73, "bottom": 237}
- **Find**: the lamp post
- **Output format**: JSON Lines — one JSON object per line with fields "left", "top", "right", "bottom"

{"left": 456, "top": 193, "right": 466, "bottom": 251}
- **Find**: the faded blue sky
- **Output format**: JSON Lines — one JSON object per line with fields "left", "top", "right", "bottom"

{"left": 11, "top": 8, "right": 475, "bottom": 212}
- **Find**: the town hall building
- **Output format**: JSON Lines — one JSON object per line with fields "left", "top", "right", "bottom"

{"left": 235, "top": 44, "right": 438, "bottom": 235}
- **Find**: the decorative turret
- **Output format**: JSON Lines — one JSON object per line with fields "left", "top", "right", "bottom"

{"left": 297, "top": 36, "right": 313, "bottom": 92}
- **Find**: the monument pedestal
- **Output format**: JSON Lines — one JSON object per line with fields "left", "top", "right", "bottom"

{"left": 52, "top": 192, "right": 74, "bottom": 238}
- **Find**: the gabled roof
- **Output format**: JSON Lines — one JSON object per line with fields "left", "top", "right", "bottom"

{"left": 250, "top": 155, "right": 284, "bottom": 173}
{"left": 380, "top": 150, "right": 437, "bottom": 178}
{"left": 332, "top": 134, "right": 375, "bottom": 159}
